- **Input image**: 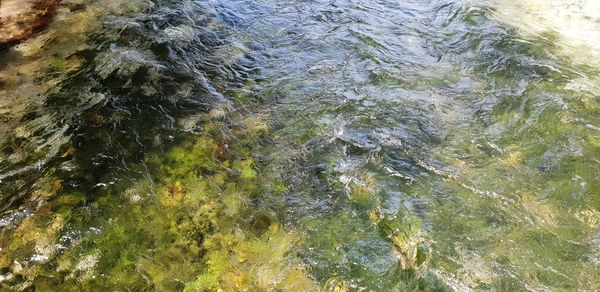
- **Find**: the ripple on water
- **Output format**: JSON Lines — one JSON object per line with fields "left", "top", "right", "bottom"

{"left": 0, "top": 0, "right": 599, "bottom": 290}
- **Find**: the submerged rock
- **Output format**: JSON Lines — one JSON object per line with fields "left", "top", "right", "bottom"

{"left": 0, "top": 0, "right": 61, "bottom": 49}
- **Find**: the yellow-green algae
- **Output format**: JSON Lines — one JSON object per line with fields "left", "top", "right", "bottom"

{"left": 1, "top": 0, "right": 599, "bottom": 290}
{"left": 0, "top": 106, "right": 316, "bottom": 290}
{"left": 399, "top": 73, "right": 600, "bottom": 289}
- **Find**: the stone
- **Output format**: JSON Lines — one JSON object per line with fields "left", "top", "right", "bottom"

{"left": 0, "top": 0, "right": 61, "bottom": 49}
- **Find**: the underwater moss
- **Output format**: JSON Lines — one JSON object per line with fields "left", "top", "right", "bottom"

{"left": 323, "top": 276, "right": 350, "bottom": 292}
{"left": 233, "top": 158, "right": 258, "bottom": 180}
{"left": 349, "top": 184, "right": 374, "bottom": 209}
{"left": 185, "top": 224, "right": 316, "bottom": 291}
{"left": 273, "top": 181, "right": 289, "bottom": 194}
{"left": 0, "top": 95, "right": 319, "bottom": 290}
{"left": 378, "top": 215, "right": 428, "bottom": 271}
{"left": 48, "top": 58, "right": 68, "bottom": 74}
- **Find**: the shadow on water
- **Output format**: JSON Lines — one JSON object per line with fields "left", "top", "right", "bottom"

{"left": 0, "top": 0, "right": 238, "bottom": 211}
{"left": 0, "top": 0, "right": 271, "bottom": 288}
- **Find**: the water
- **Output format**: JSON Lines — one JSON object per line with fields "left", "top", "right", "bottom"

{"left": 0, "top": 0, "right": 598, "bottom": 290}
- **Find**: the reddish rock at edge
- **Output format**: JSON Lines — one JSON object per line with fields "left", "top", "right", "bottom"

{"left": 0, "top": 0, "right": 61, "bottom": 49}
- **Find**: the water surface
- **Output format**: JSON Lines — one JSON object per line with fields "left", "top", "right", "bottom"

{"left": 0, "top": 0, "right": 598, "bottom": 290}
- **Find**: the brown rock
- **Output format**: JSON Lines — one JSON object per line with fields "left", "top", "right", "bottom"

{"left": 0, "top": 0, "right": 61, "bottom": 49}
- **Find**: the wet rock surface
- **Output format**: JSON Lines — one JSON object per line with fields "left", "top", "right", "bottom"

{"left": 0, "top": 0, "right": 60, "bottom": 49}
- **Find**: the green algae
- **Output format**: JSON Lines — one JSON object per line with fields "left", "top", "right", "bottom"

{"left": 1, "top": 0, "right": 600, "bottom": 291}
{"left": 3, "top": 0, "right": 436, "bottom": 290}
{"left": 185, "top": 224, "right": 315, "bottom": 291}
{"left": 273, "top": 181, "right": 289, "bottom": 194}
{"left": 408, "top": 70, "right": 600, "bottom": 289}
{"left": 1, "top": 100, "right": 317, "bottom": 290}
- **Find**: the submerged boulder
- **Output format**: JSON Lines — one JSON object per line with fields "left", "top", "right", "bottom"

{"left": 0, "top": 0, "right": 60, "bottom": 49}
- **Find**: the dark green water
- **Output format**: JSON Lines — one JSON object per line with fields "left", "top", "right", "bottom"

{"left": 0, "top": 0, "right": 599, "bottom": 290}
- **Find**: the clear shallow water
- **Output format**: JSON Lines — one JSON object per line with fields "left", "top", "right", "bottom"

{"left": 0, "top": 0, "right": 598, "bottom": 290}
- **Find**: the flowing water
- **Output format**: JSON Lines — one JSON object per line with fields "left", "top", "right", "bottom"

{"left": 0, "top": 0, "right": 599, "bottom": 290}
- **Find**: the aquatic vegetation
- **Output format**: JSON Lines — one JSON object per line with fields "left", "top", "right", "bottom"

{"left": 185, "top": 224, "right": 315, "bottom": 291}
{"left": 378, "top": 216, "right": 428, "bottom": 271}
{"left": 349, "top": 184, "right": 374, "bottom": 209}
{"left": 323, "top": 276, "right": 350, "bottom": 292}
{"left": 2, "top": 0, "right": 600, "bottom": 290}
{"left": 0, "top": 91, "right": 320, "bottom": 290}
